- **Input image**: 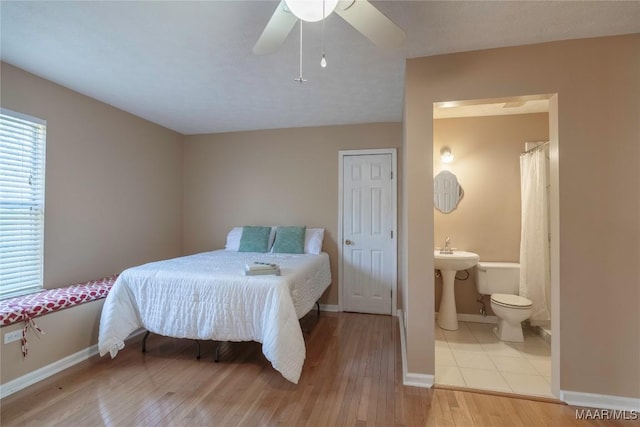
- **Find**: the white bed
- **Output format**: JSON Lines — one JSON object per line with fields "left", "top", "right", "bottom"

{"left": 98, "top": 250, "right": 331, "bottom": 384}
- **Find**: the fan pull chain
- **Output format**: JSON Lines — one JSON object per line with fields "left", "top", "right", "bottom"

{"left": 294, "top": 21, "right": 307, "bottom": 83}
{"left": 320, "top": 0, "right": 327, "bottom": 68}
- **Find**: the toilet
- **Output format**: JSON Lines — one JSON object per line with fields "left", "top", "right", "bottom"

{"left": 476, "top": 261, "right": 533, "bottom": 342}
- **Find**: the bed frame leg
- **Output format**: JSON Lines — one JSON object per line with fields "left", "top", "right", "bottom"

{"left": 141, "top": 331, "right": 151, "bottom": 353}
{"left": 194, "top": 340, "right": 201, "bottom": 360}
{"left": 142, "top": 332, "right": 200, "bottom": 359}
{"left": 316, "top": 301, "right": 320, "bottom": 318}
{"left": 214, "top": 342, "right": 221, "bottom": 363}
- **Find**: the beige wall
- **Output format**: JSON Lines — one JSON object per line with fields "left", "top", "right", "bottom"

{"left": 183, "top": 123, "right": 402, "bottom": 305}
{"left": 404, "top": 35, "right": 640, "bottom": 398}
{"left": 433, "top": 114, "right": 549, "bottom": 315}
{"left": 0, "top": 63, "right": 184, "bottom": 384}
{"left": 0, "top": 300, "right": 104, "bottom": 384}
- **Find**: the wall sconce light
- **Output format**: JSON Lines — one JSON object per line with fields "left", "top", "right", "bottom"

{"left": 440, "top": 147, "right": 454, "bottom": 163}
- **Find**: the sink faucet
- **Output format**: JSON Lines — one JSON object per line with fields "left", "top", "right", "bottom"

{"left": 440, "top": 236, "right": 453, "bottom": 254}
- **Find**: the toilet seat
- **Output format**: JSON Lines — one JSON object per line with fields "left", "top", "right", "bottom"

{"left": 491, "top": 293, "right": 533, "bottom": 309}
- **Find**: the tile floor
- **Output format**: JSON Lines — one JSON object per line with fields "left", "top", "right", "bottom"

{"left": 435, "top": 321, "right": 553, "bottom": 398}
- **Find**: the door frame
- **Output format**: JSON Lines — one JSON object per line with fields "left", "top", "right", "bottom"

{"left": 338, "top": 148, "right": 398, "bottom": 315}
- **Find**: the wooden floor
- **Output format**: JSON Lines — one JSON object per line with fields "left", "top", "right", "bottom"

{"left": 0, "top": 312, "right": 626, "bottom": 426}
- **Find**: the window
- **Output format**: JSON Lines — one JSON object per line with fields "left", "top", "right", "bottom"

{"left": 0, "top": 109, "right": 46, "bottom": 299}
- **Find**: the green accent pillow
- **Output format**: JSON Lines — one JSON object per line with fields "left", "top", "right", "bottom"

{"left": 238, "top": 226, "right": 271, "bottom": 252}
{"left": 272, "top": 226, "right": 306, "bottom": 254}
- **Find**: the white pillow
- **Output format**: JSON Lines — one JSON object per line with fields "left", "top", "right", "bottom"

{"left": 225, "top": 226, "right": 277, "bottom": 251}
{"left": 225, "top": 227, "right": 243, "bottom": 251}
{"left": 304, "top": 228, "right": 325, "bottom": 254}
{"left": 268, "top": 227, "right": 277, "bottom": 250}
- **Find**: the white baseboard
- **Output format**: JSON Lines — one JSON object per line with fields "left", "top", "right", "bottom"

{"left": 434, "top": 311, "right": 498, "bottom": 324}
{"left": 404, "top": 372, "right": 434, "bottom": 388}
{"left": 399, "top": 313, "right": 639, "bottom": 409}
{"left": 0, "top": 344, "right": 99, "bottom": 400}
{"left": 397, "top": 309, "right": 434, "bottom": 388}
{"left": 0, "top": 329, "right": 146, "bottom": 400}
{"left": 561, "top": 390, "right": 640, "bottom": 412}
{"left": 319, "top": 304, "right": 339, "bottom": 312}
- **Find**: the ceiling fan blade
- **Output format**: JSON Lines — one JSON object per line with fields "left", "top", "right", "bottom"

{"left": 253, "top": 0, "right": 298, "bottom": 55}
{"left": 335, "top": 0, "right": 405, "bottom": 48}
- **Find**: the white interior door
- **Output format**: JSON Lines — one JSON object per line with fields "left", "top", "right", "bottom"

{"left": 341, "top": 153, "right": 395, "bottom": 315}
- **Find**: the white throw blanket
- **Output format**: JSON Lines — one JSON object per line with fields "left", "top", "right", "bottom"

{"left": 98, "top": 250, "right": 331, "bottom": 384}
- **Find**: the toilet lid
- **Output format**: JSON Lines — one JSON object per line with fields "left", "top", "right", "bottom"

{"left": 491, "top": 293, "right": 533, "bottom": 308}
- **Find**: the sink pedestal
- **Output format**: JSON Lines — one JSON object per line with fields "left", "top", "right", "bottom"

{"left": 438, "top": 270, "right": 459, "bottom": 330}
{"left": 434, "top": 250, "right": 479, "bottom": 331}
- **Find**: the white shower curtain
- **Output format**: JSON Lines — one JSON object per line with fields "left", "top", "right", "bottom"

{"left": 519, "top": 148, "right": 551, "bottom": 323}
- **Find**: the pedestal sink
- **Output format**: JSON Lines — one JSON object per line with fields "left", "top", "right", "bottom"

{"left": 435, "top": 250, "right": 479, "bottom": 330}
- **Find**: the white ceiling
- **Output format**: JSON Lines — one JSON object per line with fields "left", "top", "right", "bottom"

{"left": 2, "top": 1, "right": 639, "bottom": 135}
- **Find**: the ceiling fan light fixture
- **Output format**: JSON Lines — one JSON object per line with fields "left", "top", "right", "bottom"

{"left": 285, "top": 0, "right": 339, "bottom": 22}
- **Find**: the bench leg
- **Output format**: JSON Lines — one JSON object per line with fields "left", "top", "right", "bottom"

{"left": 316, "top": 301, "right": 320, "bottom": 318}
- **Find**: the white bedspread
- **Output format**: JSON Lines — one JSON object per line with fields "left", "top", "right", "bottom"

{"left": 98, "top": 250, "right": 331, "bottom": 384}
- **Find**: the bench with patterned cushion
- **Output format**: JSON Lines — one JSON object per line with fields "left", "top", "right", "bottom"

{"left": 0, "top": 275, "right": 117, "bottom": 356}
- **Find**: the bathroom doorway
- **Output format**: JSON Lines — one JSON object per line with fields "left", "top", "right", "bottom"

{"left": 431, "top": 94, "right": 560, "bottom": 399}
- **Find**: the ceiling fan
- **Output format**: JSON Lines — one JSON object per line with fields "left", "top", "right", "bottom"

{"left": 253, "top": 0, "right": 406, "bottom": 55}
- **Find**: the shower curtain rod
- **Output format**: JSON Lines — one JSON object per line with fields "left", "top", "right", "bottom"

{"left": 521, "top": 140, "right": 550, "bottom": 155}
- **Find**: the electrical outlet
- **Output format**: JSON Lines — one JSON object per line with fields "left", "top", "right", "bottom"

{"left": 4, "top": 330, "right": 22, "bottom": 344}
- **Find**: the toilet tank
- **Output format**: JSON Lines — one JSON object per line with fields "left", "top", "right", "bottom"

{"left": 476, "top": 261, "right": 520, "bottom": 295}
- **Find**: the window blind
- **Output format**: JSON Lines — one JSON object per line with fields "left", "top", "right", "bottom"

{"left": 0, "top": 109, "right": 46, "bottom": 299}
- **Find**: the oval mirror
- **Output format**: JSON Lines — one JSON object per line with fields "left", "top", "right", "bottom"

{"left": 434, "top": 170, "right": 464, "bottom": 213}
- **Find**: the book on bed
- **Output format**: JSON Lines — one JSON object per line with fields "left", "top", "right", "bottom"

{"left": 245, "top": 262, "right": 281, "bottom": 276}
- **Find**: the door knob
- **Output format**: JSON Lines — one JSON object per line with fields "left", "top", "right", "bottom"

{"left": 345, "top": 239, "right": 353, "bottom": 245}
